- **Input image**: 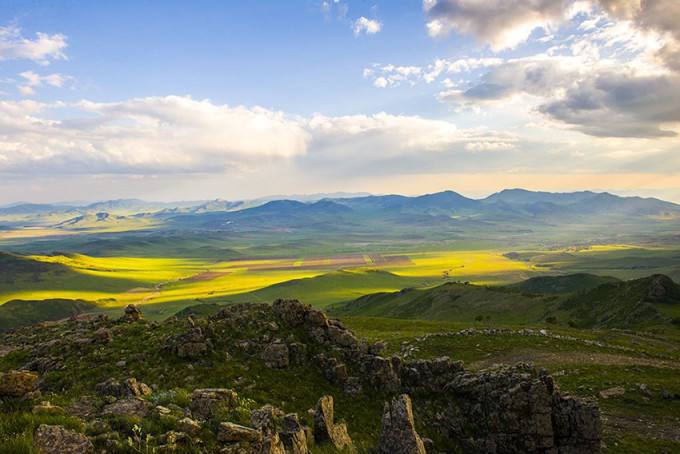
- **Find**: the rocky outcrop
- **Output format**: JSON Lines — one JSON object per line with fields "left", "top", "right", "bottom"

{"left": 378, "top": 394, "right": 426, "bottom": 454}
{"left": 34, "top": 424, "right": 93, "bottom": 454}
{"left": 121, "top": 304, "right": 143, "bottom": 322}
{"left": 436, "top": 366, "right": 600, "bottom": 453}
{"left": 313, "top": 395, "right": 356, "bottom": 453}
{"left": 102, "top": 397, "right": 151, "bottom": 417}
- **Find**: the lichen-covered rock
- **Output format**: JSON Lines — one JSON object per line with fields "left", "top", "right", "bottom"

{"left": 101, "top": 397, "right": 151, "bottom": 417}
{"left": 378, "top": 394, "right": 426, "bottom": 454}
{"left": 251, "top": 404, "right": 281, "bottom": 434}
{"left": 121, "top": 304, "right": 143, "bottom": 322}
{"left": 217, "top": 422, "right": 263, "bottom": 443}
{"left": 0, "top": 369, "right": 38, "bottom": 398}
{"left": 190, "top": 388, "right": 238, "bottom": 420}
{"left": 313, "top": 395, "right": 356, "bottom": 453}
{"left": 177, "top": 417, "right": 202, "bottom": 436}
{"left": 280, "top": 413, "right": 309, "bottom": 454}
{"left": 34, "top": 424, "right": 93, "bottom": 454}
{"left": 261, "top": 342, "right": 289, "bottom": 369}
{"left": 95, "top": 377, "right": 151, "bottom": 399}
{"left": 272, "top": 299, "right": 308, "bottom": 326}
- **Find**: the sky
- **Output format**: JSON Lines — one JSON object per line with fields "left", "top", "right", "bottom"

{"left": 0, "top": 0, "right": 679, "bottom": 204}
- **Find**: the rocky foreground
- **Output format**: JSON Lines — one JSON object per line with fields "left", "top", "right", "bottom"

{"left": 0, "top": 300, "right": 601, "bottom": 453}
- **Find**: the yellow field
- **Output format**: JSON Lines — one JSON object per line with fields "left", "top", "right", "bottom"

{"left": 0, "top": 249, "right": 540, "bottom": 308}
{"left": 380, "top": 250, "right": 533, "bottom": 284}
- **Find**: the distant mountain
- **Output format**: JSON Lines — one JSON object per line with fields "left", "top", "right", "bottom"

{"left": 0, "top": 203, "right": 75, "bottom": 216}
{"left": 168, "top": 199, "right": 354, "bottom": 230}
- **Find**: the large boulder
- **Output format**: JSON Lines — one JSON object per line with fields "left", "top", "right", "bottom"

{"left": 0, "top": 370, "right": 38, "bottom": 398}
{"left": 378, "top": 394, "right": 426, "bottom": 454}
{"left": 34, "top": 424, "right": 93, "bottom": 454}
{"left": 313, "top": 395, "right": 356, "bottom": 453}
{"left": 272, "top": 299, "right": 309, "bottom": 326}
{"left": 190, "top": 388, "right": 238, "bottom": 420}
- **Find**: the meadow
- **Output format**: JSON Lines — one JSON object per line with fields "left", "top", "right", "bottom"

{"left": 2, "top": 242, "right": 679, "bottom": 320}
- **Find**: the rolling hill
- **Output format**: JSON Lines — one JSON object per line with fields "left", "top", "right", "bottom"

{"left": 330, "top": 273, "right": 680, "bottom": 329}
{"left": 0, "top": 298, "right": 96, "bottom": 332}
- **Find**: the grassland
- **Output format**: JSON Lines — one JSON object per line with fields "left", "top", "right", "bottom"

{"left": 1, "top": 243, "right": 679, "bottom": 322}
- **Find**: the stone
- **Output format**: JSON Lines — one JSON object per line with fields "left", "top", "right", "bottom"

{"left": 599, "top": 386, "right": 625, "bottom": 399}
{"left": 121, "top": 304, "right": 143, "bottom": 322}
{"left": 313, "top": 395, "right": 356, "bottom": 453}
{"left": 261, "top": 342, "right": 289, "bottom": 369}
{"left": 0, "top": 370, "right": 38, "bottom": 398}
{"left": 378, "top": 394, "right": 426, "bottom": 454}
{"left": 102, "top": 397, "right": 151, "bottom": 417}
{"left": 272, "top": 299, "right": 308, "bottom": 326}
{"left": 95, "top": 377, "right": 151, "bottom": 398}
{"left": 217, "top": 422, "right": 262, "bottom": 443}
{"left": 93, "top": 328, "right": 113, "bottom": 343}
{"left": 190, "top": 388, "right": 237, "bottom": 420}
{"left": 177, "top": 417, "right": 202, "bottom": 435}
{"left": 34, "top": 424, "right": 93, "bottom": 454}
{"left": 327, "top": 325, "right": 359, "bottom": 349}
{"left": 251, "top": 404, "right": 280, "bottom": 434}
{"left": 280, "top": 413, "right": 309, "bottom": 454}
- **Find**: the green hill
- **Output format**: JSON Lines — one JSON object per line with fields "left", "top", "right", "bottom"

{"left": 507, "top": 273, "right": 620, "bottom": 294}
{"left": 0, "top": 298, "right": 96, "bottom": 332}
{"left": 224, "top": 269, "right": 437, "bottom": 308}
{"left": 329, "top": 281, "right": 553, "bottom": 323}
{"left": 557, "top": 274, "right": 680, "bottom": 328}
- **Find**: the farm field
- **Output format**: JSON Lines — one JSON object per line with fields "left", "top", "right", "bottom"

{"left": 1, "top": 243, "right": 679, "bottom": 321}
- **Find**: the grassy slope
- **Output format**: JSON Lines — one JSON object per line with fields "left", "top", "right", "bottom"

{"left": 507, "top": 273, "right": 620, "bottom": 294}
{"left": 0, "top": 299, "right": 96, "bottom": 332}
{"left": 329, "top": 282, "right": 554, "bottom": 324}
{"left": 222, "top": 269, "right": 439, "bottom": 308}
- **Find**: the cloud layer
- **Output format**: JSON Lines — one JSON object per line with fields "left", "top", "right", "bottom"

{"left": 0, "top": 96, "right": 516, "bottom": 175}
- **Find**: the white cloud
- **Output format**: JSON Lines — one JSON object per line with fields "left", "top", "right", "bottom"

{"left": 17, "top": 70, "right": 68, "bottom": 96}
{"left": 0, "top": 96, "right": 515, "bottom": 176}
{"left": 423, "top": 0, "right": 573, "bottom": 51}
{"left": 353, "top": 17, "right": 382, "bottom": 36}
{"left": 0, "top": 24, "right": 67, "bottom": 65}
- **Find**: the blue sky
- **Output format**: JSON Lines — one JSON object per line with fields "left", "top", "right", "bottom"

{"left": 0, "top": 0, "right": 679, "bottom": 203}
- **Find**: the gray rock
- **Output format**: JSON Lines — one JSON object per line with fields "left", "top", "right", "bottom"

{"left": 313, "top": 395, "right": 356, "bottom": 453}
{"left": 34, "top": 424, "right": 93, "bottom": 454}
{"left": 261, "top": 343, "right": 289, "bottom": 369}
{"left": 378, "top": 394, "right": 426, "bottom": 454}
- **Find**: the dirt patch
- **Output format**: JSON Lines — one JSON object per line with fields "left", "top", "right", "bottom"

{"left": 603, "top": 413, "right": 680, "bottom": 443}
{"left": 468, "top": 350, "right": 680, "bottom": 371}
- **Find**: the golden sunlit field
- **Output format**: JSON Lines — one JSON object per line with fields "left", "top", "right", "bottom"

{"left": 3, "top": 243, "right": 677, "bottom": 315}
